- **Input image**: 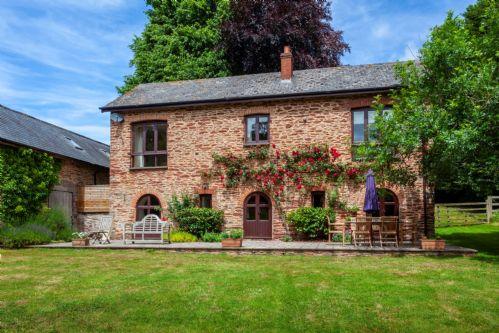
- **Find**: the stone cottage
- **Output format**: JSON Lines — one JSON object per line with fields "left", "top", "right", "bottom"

{"left": 102, "top": 47, "right": 433, "bottom": 240}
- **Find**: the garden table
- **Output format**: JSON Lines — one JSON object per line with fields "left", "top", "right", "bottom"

{"left": 350, "top": 217, "right": 401, "bottom": 246}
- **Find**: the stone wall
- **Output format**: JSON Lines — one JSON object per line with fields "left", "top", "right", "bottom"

{"left": 55, "top": 158, "right": 109, "bottom": 229}
{"left": 109, "top": 95, "right": 434, "bottom": 240}
{"left": 77, "top": 213, "right": 113, "bottom": 234}
{"left": 59, "top": 158, "right": 109, "bottom": 187}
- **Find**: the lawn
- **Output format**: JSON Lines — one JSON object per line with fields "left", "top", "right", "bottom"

{"left": 0, "top": 227, "right": 498, "bottom": 332}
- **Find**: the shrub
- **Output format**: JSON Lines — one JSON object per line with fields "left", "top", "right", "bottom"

{"left": 176, "top": 208, "right": 224, "bottom": 237}
{"left": 331, "top": 233, "right": 352, "bottom": 243}
{"left": 0, "top": 224, "right": 53, "bottom": 248}
{"left": 167, "top": 194, "right": 196, "bottom": 223}
{"left": 28, "top": 208, "right": 72, "bottom": 241}
{"left": 221, "top": 228, "right": 243, "bottom": 240}
{"left": 201, "top": 232, "right": 223, "bottom": 242}
{"left": 169, "top": 231, "right": 197, "bottom": 243}
{"left": 0, "top": 147, "right": 60, "bottom": 225}
{"left": 286, "top": 207, "right": 334, "bottom": 239}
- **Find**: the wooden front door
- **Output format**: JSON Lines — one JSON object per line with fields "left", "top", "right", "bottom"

{"left": 243, "top": 192, "right": 272, "bottom": 239}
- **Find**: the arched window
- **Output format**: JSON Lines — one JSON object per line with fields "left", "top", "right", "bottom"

{"left": 136, "top": 195, "right": 161, "bottom": 220}
{"left": 376, "top": 189, "right": 399, "bottom": 217}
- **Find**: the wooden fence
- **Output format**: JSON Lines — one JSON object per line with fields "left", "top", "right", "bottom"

{"left": 77, "top": 185, "right": 110, "bottom": 213}
{"left": 435, "top": 196, "right": 499, "bottom": 227}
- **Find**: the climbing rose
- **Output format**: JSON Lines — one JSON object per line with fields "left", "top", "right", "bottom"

{"left": 347, "top": 168, "right": 359, "bottom": 177}
{"left": 330, "top": 147, "right": 341, "bottom": 159}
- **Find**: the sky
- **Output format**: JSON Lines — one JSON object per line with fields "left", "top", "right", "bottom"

{"left": 0, "top": 0, "right": 476, "bottom": 144}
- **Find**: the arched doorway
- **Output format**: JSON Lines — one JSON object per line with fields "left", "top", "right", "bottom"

{"left": 136, "top": 194, "right": 161, "bottom": 220}
{"left": 243, "top": 192, "right": 272, "bottom": 239}
{"left": 377, "top": 189, "right": 399, "bottom": 217}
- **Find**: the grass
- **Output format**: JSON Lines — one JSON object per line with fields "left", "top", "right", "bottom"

{"left": 437, "top": 223, "right": 499, "bottom": 260}
{"left": 0, "top": 228, "right": 498, "bottom": 332}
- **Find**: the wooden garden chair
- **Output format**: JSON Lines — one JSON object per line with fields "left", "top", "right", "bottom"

{"left": 379, "top": 216, "right": 399, "bottom": 247}
{"left": 327, "top": 215, "right": 347, "bottom": 245}
{"left": 352, "top": 217, "right": 372, "bottom": 247}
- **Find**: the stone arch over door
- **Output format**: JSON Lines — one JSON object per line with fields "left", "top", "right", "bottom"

{"left": 243, "top": 192, "right": 272, "bottom": 239}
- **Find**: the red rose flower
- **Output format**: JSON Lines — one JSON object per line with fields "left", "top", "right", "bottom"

{"left": 330, "top": 147, "right": 341, "bottom": 160}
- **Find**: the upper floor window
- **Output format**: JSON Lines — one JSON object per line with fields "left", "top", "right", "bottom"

{"left": 352, "top": 107, "right": 392, "bottom": 144}
{"left": 245, "top": 114, "right": 269, "bottom": 145}
{"left": 132, "top": 122, "right": 167, "bottom": 168}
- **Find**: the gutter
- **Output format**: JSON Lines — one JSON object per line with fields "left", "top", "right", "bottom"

{"left": 100, "top": 85, "right": 400, "bottom": 112}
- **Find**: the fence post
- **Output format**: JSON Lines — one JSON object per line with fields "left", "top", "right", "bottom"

{"left": 486, "top": 196, "right": 492, "bottom": 223}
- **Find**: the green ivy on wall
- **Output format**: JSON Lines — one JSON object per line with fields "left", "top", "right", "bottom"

{"left": 0, "top": 147, "right": 60, "bottom": 226}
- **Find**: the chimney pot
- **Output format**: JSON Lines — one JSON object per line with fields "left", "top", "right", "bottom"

{"left": 280, "top": 45, "right": 293, "bottom": 80}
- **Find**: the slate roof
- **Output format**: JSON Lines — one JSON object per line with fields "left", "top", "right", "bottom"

{"left": 102, "top": 62, "right": 400, "bottom": 111}
{"left": 0, "top": 105, "right": 109, "bottom": 168}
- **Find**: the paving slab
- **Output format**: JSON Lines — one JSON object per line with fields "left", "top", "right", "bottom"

{"left": 32, "top": 240, "right": 477, "bottom": 256}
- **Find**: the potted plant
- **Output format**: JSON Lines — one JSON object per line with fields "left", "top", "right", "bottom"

{"left": 420, "top": 236, "right": 446, "bottom": 250}
{"left": 72, "top": 232, "right": 89, "bottom": 246}
{"left": 345, "top": 204, "right": 359, "bottom": 217}
{"left": 221, "top": 228, "right": 243, "bottom": 247}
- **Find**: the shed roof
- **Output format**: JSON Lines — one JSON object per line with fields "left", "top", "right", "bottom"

{"left": 0, "top": 105, "right": 109, "bottom": 168}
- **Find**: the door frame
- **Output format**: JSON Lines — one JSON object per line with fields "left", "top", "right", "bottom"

{"left": 377, "top": 188, "right": 399, "bottom": 217}
{"left": 243, "top": 192, "right": 272, "bottom": 239}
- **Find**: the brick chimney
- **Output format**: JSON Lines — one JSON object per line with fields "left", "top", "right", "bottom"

{"left": 280, "top": 46, "right": 293, "bottom": 80}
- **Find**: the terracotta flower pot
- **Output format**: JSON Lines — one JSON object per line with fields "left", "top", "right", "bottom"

{"left": 421, "top": 239, "right": 445, "bottom": 251}
{"left": 221, "top": 238, "right": 243, "bottom": 247}
{"left": 72, "top": 238, "right": 90, "bottom": 247}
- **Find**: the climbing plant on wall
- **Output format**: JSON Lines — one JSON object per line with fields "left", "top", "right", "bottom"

{"left": 0, "top": 147, "right": 60, "bottom": 226}
{"left": 205, "top": 144, "right": 367, "bottom": 233}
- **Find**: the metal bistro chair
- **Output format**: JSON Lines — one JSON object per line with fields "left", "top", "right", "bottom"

{"left": 379, "top": 216, "right": 399, "bottom": 247}
{"left": 327, "top": 215, "right": 347, "bottom": 245}
{"left": 352, "top": 217, "right": 372, "bottom": 247}
{"left": 89, "top": 215, "right": 113, "bottom": 244}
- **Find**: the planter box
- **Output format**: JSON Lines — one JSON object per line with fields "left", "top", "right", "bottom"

{"left": 221, "top": 238, "right": 243, "bottom": 247}
{"left": 421, "top": 239, "right": 445, "bottom": 251}
{"left": 72, "top": 238, "right": 90, "bottom": 247}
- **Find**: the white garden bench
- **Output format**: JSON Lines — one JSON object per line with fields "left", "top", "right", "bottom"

{"left": 122, "top": 214, "right": 171, "bottom": 244}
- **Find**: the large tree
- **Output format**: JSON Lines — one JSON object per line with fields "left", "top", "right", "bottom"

{"left": 220, "top": 0, "right": 349, "bottom": 75}
{"left": 118, "top": 0, "right": 230, "bottom": 94}
{"left": 360, "top": 0, "right": 498, "bottom": 197}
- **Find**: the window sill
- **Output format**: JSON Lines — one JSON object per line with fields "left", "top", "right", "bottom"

{"left": 243, "top": 142, "right": 270, "bottom": 147}
{"left": 130, "top": 166, "right": 168, "bottom": 171}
